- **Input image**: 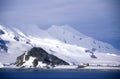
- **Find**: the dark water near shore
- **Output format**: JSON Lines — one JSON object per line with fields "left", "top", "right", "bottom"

{"left": 0, "top": 69, "right": 120, "bottom": 79}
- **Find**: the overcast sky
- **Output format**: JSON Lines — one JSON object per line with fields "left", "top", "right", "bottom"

{"left": 0, "top": 0, "right": 120, "bottom": 49}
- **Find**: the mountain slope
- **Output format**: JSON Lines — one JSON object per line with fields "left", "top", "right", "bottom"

{"left": 0, "top": 25, "right": 32, "bottom": 63}
{"left": 47, "top": 25, "right": 120, "bottom": 54}
{"left": 29, "top": 37, "right": 120, "bottom": 65}
{"left": 12, "top": 24, "right": 51, "bottom": 38}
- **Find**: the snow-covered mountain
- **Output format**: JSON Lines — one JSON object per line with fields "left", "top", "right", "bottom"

{"left": 14, "top": 24, "right": 119, "bottom": 54}
{"left": 0, "top": 24, "right": 120, "bottom": 67}
{"left": 0, "top": 25, "right": 32, "bottom": 63}
{"left": 47, "top": 25, "right": 119, "bottom": 54}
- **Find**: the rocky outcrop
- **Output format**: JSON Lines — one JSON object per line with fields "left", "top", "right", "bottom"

{"left": 15, "top": 47, "right": 69, "bottom": 68}
{"left": 85, "top": 49, "right": 97, "bottom": 59}
{"left": 15, "top": 53, "right": 25, "bottom": 66}
{"left": 0, "top": 29, "right": 5, "bottom": 35}
{"left": 0, "top": 38, "right": 8, "bottom": 52}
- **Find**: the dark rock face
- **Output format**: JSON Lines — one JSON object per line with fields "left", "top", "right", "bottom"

{"left": 0, "top": 30, "right": 5, "bottom": 35}
{"left": 0, "top": 38, "right": 8, "bottom": 52}
{"left": 15, "top": 47, "right": 69, "bottom": 67}
{"left": 85, "top": 49, "right": 97, "bottom": 59}
{"left": 14, "top": 36, "right": 20, "bottom": 41}
{"left": 85, "top": 50, "right": 93, "bottom": 54}
{"left": 32, "top": 59, "right": 38, "bottom": 67}
{"left": 15, "top": 53, "right": 25, "bottom": 66}
{"left": 91, "top": 54, "right": 97, "bottom": 58}
{"left": 91, "top": 48, "right": 96, "bottom": 51}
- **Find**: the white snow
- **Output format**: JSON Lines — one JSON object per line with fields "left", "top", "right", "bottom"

{"left": 22, "top": 56, "right": 47, "bottom": 68}
{"left": 22, "top": 56, "right": 36, "bottom": 67}
{"left": 106, "top": 53, "right": 117, "bottom": 56}
{"left": 54, "top": 65, "right": 78, "bottom": 69}
{"left": 37, "top": 62, "right": 47, "bottom": 68}
{"left": 84, "top": 66, "right": 120, "bottom": 70}
{"left": 0, "top": 62, "right": 3, "bottom": 68}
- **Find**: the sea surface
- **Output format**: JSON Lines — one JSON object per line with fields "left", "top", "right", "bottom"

{"left": 0, "top": 69, "right": 120, "bottom": 79}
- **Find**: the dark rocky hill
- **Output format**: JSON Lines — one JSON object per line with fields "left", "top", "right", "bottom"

{"left": 15, "top": 47, "right": 69, "bottom": 68}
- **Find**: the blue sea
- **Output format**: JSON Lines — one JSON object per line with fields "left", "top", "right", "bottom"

{"left": 0, "top": 69, "right": 120, "bottom": 79}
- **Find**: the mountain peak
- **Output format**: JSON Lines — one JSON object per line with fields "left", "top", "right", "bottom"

{"left": 47, "top": 25, "right": 87, "bottom": 38}
{"left": 49, "top": 24, "right": 71, "bottom": 29}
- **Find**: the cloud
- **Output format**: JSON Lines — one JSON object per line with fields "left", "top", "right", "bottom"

{"left": 0, "top": 0, "right": 113, "bottom": 24}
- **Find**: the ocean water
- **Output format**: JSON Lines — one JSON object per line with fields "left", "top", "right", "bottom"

{"left": 0, "top": 69, "right": 120, "bottom": 79}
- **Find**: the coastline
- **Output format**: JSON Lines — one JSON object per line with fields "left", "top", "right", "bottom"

{"left": 0, "top": 66, "right": 120, "bottom": 71}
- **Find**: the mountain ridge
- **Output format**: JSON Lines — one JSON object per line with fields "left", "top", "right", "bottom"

{"left": 10, "top": 24, "right": 120, "bottom": 54}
